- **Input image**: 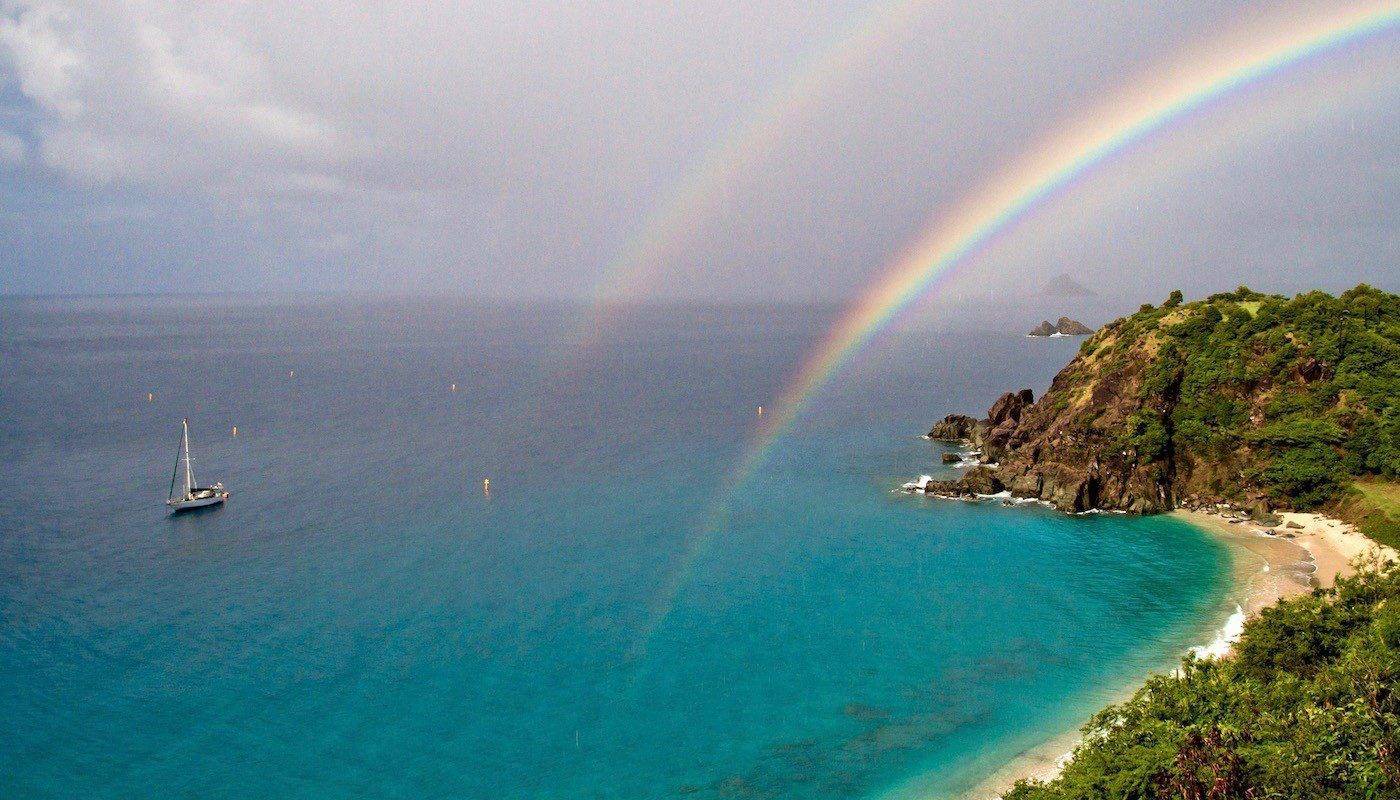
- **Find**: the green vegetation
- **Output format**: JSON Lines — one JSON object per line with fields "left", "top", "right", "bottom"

{"left": 1338, "top": 480, "right": 1400, "bottom": 553}
{"left": 1005, "top": 561, "right": 1400, "bottom": 800}
{"left": 1357, "top": 481, "right": 1400, "bottom": 518}
{"left": 1108, "top": 285, "right": 1400, "bottom": 508}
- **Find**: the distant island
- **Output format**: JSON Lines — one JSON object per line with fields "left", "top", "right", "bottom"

{"left": 917, "top": 285, "right": 1400, "bottom": 799}
{"left": 1038, "top": 272, "right": 1097, "bottom": 298}
{"left": 1027, "top": 317, "right": 1094, "bottom": 337}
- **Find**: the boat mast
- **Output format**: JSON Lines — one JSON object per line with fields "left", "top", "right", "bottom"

{"left": 169, "top": 424, "right": 184, "bottom": 502}
{"left": 182, "top": 418, "right": 195, "bottom": 494}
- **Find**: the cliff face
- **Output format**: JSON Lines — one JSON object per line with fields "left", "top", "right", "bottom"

{"left": 993, "top": 344, "right": 1176, "bottom": 513}
{"left": 924, "top": 286, "right": 1400, "bottom": 514}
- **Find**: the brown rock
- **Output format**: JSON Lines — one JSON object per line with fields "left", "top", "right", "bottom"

{"left": 927, "top": 414, "right": 981, "bottom": 442}
{"left": 987, "top": 389, "right": 1034, "bottom": 428}
{"left": 958, "top": 466, "right": 1004, "bottom": 496}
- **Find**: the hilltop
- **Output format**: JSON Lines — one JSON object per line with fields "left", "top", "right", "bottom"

{"left": 925, "top": 285, "right": 1400, "bottom": 538}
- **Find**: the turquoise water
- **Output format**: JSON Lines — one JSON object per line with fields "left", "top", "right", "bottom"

{"left": 0, "top": 297, "right": 1231, "bottom": 799}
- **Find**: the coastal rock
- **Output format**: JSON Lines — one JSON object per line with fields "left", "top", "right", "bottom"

{"left": 959, "top": 466, "right": 1004, "bottom": 496}
{"left": 1028, "top": 317, "right": 1093, "bottom": 336}
{"left": 921, "top": 466, "right": 1004, "bottom": 498}
{"left": 1056, "top": 316, "right": 1093, "bottom": 335}
{"left": 941, "top": 452, "right": 961, "bottom": 464}
{"left": 927, "top": 414, "right": 981, "bottom": 442}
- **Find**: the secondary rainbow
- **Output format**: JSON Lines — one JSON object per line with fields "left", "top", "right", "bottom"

{"left": 568, "top": 0, "right": 934, "bottom": 354}
{"left": 743, "top": 3, "right": 1398, "bottom": 480}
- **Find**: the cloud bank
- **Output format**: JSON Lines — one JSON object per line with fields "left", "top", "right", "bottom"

{"left": 0, "top": 1, "right": 1394, "bottom": 298}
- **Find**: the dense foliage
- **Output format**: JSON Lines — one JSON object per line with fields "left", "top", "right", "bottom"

{"left": 1005, "top": 561, "right": 1400, "bottom": 800}
{"left": 1085, "top": 285, "right": 1400, "bottom": 509}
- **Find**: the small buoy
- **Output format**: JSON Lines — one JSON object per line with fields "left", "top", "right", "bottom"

{"left": 757, "top": 405, "right": 763, "bottom": 416}
{"left": 231, "top": 426, "right": 238, "bottom": 437}
{"left": 147, "top": 392, "right": 154, "bottom": 402}
{"left": 483, "top": 478, "right": 490, "bottom": 497}
{"left": 288, "top": 370, "right": 295, "bottom": 378}
{"left": 451, "top": 383, "right": 457, "bottom": 393}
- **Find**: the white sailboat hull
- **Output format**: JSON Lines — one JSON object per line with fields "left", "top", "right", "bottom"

{"left": 167, "top": 492, "right": 228, "bottom": 512}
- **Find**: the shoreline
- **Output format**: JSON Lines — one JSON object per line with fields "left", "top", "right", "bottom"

{"left": 960, "top": 507, "right": 1396, "bottom": 800}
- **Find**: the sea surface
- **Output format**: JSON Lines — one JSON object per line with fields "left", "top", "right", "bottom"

{"left": 0, "top": 296, "right": 1233, "bottom": 799}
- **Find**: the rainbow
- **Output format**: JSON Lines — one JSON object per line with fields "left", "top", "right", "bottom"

{"left": 570, "top": 0, "right": 934, "bottom": 353}
{"left": 745, "top": 2, "right": 1399, "bottom": 479}
{"left": 625, "top": 4, "right": 1397, "bottom": 660}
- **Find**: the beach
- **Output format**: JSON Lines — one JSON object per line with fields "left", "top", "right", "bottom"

{"left": 965, "top": 507, "right": 1398, "bottom": 799}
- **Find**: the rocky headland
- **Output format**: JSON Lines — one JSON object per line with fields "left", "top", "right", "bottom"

{"left": 918, "top": 285, "right": 1400, "bottom": 521}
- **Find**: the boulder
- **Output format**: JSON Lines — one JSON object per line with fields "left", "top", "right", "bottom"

{"left": 941, "top": 452, "right": 961, "bottom": 464}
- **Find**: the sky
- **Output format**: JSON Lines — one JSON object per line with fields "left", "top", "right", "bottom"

{"left": 0, "top": 1, "right": 1395, "bottom": 303}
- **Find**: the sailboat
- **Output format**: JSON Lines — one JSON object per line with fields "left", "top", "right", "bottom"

{"left": 166, "top": 418, "right": 229, "bottom": 512}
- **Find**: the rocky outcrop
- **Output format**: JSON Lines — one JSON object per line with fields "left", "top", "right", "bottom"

{"left": 926, "top": 413, "right": 982, "bottom": 443}
{"left": 921, "top": 466, "right": 1004, "bottom": 499}
{"left": 1056, "top": 317, "right": 1093, "bottom": 335}
{"left": 983, "top": 330, "right": 1180, "bottom": 512}
{"left": 1028, "top": 317, "right": 1094, "bottom": 336}
{"left": 984, "top": 389, "right": 1033, "bottom": 461}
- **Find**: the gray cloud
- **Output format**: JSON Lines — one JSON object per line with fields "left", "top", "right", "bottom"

{"left": 0, "top": 1, "right": 1394, "bottom": 299}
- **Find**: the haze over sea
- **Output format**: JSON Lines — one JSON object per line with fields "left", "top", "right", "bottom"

{"left": 0, "top": 296, "right": 1234, "bottom": 799}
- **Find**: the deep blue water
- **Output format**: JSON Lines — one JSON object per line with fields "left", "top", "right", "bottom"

{"left": 0, "top": 296, "right": 1231, "bottom": 799}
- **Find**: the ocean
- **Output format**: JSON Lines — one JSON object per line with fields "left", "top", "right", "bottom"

{"left": 0, "top": 296, "right": 1232, "bottom": 799}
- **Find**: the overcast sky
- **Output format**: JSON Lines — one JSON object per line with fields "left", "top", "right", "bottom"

{"left": 0, "top": 1, "right": 1394, "bottom": 302}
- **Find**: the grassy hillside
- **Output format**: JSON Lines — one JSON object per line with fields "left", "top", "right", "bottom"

{"left": 1338, "top": 479, "right": 1400, "bottom": 552}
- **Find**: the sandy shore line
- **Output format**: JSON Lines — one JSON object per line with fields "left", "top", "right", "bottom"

{"left": 962, "top": 508, "right": 1396, "bottom": 800}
